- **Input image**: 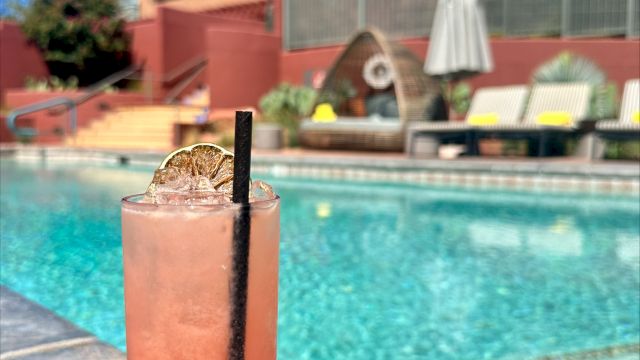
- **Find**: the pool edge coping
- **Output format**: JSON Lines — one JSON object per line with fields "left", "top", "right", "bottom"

{"left": 2, "top": 145, "right": 639, "bottom": 195}
{"left": 0, "top": 285, "right": 124, "bottom": 359}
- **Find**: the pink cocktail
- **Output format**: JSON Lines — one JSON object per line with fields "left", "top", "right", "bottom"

{"left": 121, "top": 194, "right": 280, "bottom": 359}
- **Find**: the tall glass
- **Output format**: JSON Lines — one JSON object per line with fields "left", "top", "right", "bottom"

{"left": 121, "top": 194, "right": 280, "bottom": 359}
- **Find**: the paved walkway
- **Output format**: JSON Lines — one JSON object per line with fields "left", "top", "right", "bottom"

{"left": 0, "top": 286, "right": 123, "bottom": 360}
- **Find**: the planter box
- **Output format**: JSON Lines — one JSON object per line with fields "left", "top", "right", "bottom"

{"left": 253, "top": 123, "right": 283, "bottom": 150}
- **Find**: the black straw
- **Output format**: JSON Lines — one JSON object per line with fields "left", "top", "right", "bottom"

{"left": 229, "top": 111, "right": 252, "bottom": 360}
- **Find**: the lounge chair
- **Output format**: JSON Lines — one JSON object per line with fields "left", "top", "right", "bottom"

{"left": 475, "top": 82, "right": 592, "bottom": 157}
{"left": 405, "top": 85, "right": 529, "bottom": 156}
{"left": 589, "top": 79, "right": 640, "bottom": 159}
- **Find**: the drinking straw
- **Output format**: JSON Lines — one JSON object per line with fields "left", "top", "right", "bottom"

{"left": 229, "top": 111, "right": 252, "bottom": 360}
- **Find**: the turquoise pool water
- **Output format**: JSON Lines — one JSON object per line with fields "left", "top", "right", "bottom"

{"left": 1, "top": 159, "right": 638, "bottom": 359}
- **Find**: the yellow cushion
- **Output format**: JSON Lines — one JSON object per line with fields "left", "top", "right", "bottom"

{"left": 311, "top": 103, "right": 337, "bottom": 123}
{"left": 536, "top": 111, "right": 573, "bottom": 127}
{"left": 467, "top": 113, "right": 499, "bottom": 126}
{"left": 632, "top": 111, "right": 640, "bottom": 123}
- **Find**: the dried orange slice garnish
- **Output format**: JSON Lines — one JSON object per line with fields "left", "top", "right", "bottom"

{"left": 147, "top": 143, "right": 235, "bottom": 196}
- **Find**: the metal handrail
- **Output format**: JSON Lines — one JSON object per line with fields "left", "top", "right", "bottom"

{"left": 6, "top": 56, "right": 207, "bottom": 138}
{"left": 6, "top": 64, "right": 142, "bottom": 137}
{"left": 6, "top": 97, "right": 76, "bottom": 137}
{"left": 161, "top": 56, "right": 207, "bottom": 84}
{"left": 73, "top": 65, "right": 143, "bottom": 105}
{"left": 164, "top": 60, "right": 208, "bottom": 104}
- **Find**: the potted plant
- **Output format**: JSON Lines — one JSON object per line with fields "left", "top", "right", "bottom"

{"left": 442, "top": 81, "right": 471, "bottom": 120}
{"left": 258, "top": 83, "right": 317, "bottom": 148}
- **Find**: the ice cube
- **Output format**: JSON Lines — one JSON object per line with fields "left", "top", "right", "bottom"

{"left": 249, "top": 180, "right": 276, "bottom": 201}
{"left": 193, "top": 175, "right": 213, "bottom": 191}
{"left": 144, "top": 166, "right": 275, "bottom": 205}
{"left": 187, "top": 191, "right": 231, "bottom": 206}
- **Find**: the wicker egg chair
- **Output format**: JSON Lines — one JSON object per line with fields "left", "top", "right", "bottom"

{"left": 299, "top": 27, "right": 442, "bottom": 151}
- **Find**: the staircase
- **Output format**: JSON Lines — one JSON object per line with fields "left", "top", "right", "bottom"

{"left": 181, "top": 87, "right": 210, "bottom": 108}
{"left": 67, "top": 105, "right": 205, "bottom": 150}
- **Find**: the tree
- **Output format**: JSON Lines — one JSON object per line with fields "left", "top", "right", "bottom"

{"left": 19, "top": 0, "right": 130, "bottom": 86}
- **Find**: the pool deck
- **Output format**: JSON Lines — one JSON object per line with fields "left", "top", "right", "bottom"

{"left": 0, "top": 286, "right": 124, "bottom": 359}
{"left": 2, "top": 145, "right": 639, "bottom": 195}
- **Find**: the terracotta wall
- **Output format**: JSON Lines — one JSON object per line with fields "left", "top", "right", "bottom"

{"left": 126, "top": 19, "right": 162, "bottom": 101}
{"left": 475, "top": 39, "right": 640, "bottom": 90}
{"left": 2, "top": 91, "right": 146, "bottom": 143}
{"left": 206, "top": 29, "right": 280, "bottom": 108}
{"left": 204, "top": 1, "right": 268, "bottom": 23}
{"left": 159, "top": 8, "right": 209, "bottom": 74}
{"left": 136, "top": 7, "right": 266, "bottom": 101}
{"left": 140, "top": 0, "right": 264, "bottom": 19}
{"left": 160, "top": 7, "right": 264, "bottom": 70}
{"left": 0, "top": 21, "right": 48, "bottom": 106}
{"left": 127, "top": 19, "right": 160, "bottom": 73}
{"left": 280, "top": 38, "right": 640, "bottom": 92}
{"left": 0, "top": 115, "right": 14, "bottom": 143}
{"left": 272, "top": 0, "right": 282, "bottom": 37}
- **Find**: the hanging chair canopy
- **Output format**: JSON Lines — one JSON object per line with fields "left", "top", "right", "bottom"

{"left": 300, "top": 28, "right": 443, "bottom": 152}
{"left": 313, "top": 27, "right": 442, "bottom": 124}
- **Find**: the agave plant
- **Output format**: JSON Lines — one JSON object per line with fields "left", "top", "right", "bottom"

{"left": 532, "top": 52, "right": 618, "bottom": 119}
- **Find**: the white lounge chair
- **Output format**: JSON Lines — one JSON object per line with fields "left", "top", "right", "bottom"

{"left": 596, "top": 79, "right": 640, "bottom": 132}
{"left": 475, "top": 82, "right": 592, "bottom": 156}
{"left": 578, "top": 79, "right": 640, "bottom": 160}
{"left": 405, "top": 85, "right": 529, "bottom": 156}
{"left": 589, "top": 79, "right": 640, "bottom": 159}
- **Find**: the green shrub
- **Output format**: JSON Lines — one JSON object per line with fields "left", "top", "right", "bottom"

{"left": 24, "top": 76, "right": 79, "bottom": 91}
{"left": 446, "top": 81, "right": 472, "bottom": 115}
{"left": 317, "top": 78, "right": 357, "bottom": 111}
{"left": 259, "top": 83, "right": 317, "bottom": 146}
{"left": 605, "top": 141, "right": 640, "bottom": 161}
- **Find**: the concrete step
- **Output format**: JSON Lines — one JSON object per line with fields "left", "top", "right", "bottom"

{"left": 108, "top": 112, "right": 199, "bottom": 122}
{"left": 114, "top": 108, "right": 203, "bottom": 117}
{"left": 116, "top": 105, "right": 203, "bottom": 112}
{"left": 67, "top": 104, "right": 205, "bottom": 150}
{"left": 89, "top": 121, "right": 175, "bottom": 132}
{"left": 72, "top": 137, "right": 172, "bottom": 149}
{"left": 75, "top": 131, "right": 171, "bottom": 140}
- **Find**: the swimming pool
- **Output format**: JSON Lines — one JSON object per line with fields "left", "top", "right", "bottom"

{"left": 1, "top": 159, "right": 638, "bottom": 359}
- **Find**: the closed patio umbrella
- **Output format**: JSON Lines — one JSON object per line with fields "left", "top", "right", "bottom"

{"left": 424, "top": 0, "right": 494, "bottom": 80}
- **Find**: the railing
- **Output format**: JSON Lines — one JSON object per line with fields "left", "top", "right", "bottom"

{"left": 162, "top": 56, "right": 208, "bottom": 104}
{"left": 6, "top": 97, "right": 76, "bottom": 137}
{"left": 283, "top": 0, "right": 640, "bottom": 50}
{"left": 5, "top": 55, "right": 209, "bottom": 139}
{"left": 6, "top": 64, "right": 142, "bottom": 138}
{"left": 73, "top": 65, "right": 143, "bottom": 106}
{"left": 485, "top": 0, "right": 637, "bottom": 38}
